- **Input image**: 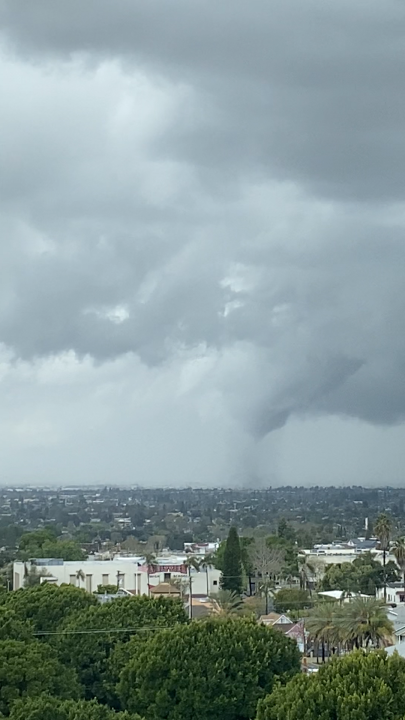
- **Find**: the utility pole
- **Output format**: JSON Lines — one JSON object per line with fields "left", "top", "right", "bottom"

{"left": 186, "top": 557, "right": 200, "bottom": 620}
{"left": 189, "top": 567, "right": 193, "bottom": 620}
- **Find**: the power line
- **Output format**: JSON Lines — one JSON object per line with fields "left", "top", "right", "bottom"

{"left": 33, "top": 625, "right": 180, "bottom": 636}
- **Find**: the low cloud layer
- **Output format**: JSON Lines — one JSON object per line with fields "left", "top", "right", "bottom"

{"left": 0, "top": 0, "right": 404, "bottom": 485}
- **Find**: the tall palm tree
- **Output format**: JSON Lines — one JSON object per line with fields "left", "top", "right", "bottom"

{"left": 211, "top": 589, "right": 245, "bottom": 617}
{"left": 337, "top": 596, "right": 393, "bottom": 648}
{"left": 392, "top": 537, "right": 405, "bottom": 602}
{"left": 144, "top": 553, "right": 156, "bottom": 597}
{"left": 375, "top": 514, "right": 391, "bottom": 602}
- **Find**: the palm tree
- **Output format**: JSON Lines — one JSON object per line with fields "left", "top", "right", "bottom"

{"left": 306, "top": 602, "right": 343, "bottom": 662}
{"left": 185, "top": 556, "right": 201, "bottom": 619}
{"left": 144, "top": 553, "right": 156, "bottom": 597}
{"left": 392, "top": 537, "right": 405, "bottom": 603}
{"left": 210, "top": 589, "right": 245, "bottom": 617}
{"left": 337, "top": 596, "right": 393, "bottom": 649}
{"left": 76, "top": 569, "right": 85, "bottom": 590}
{"left": 375, "top": 514, "right": 391, "bottom": 602}
{"left": 200, "top": 553, "right": 216, "bottom": 597}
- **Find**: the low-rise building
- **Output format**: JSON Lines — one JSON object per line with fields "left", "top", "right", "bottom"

{"left": 317, "top": 590, "right": 372, "bottom": 602}
{"left": 183, "top": 542, "right": 219, "bottom": 556}
{"left": 385, "top": 641, "right": 405, "bottom": 658}
{"left": 13, "top": 554, "right": 221, "bottom": 597}
{"left": 300, "top": 538, "right": 397, "bottom": 576}
{"left": 276, "top": 621, "right": 305, "bottom": 653}
{"left": 377, "top": 583, "right": 405, "bottom": 605}
{"left": 258, "top": 613, "right": 305, "bottom": 653}
{"left": 150, "top": 582, "right": 181, "bottom": 598}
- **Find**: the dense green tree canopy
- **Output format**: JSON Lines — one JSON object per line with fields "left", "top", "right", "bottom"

{"left": 119, "top": 617, "right": 301, "bottom": 720}
{"left": 7, "top": 696, "right": 140, "bottom": 720}
{"left": 273, "top": 588, "right": 312, "bottom": 614}
{"left": 17, "top": 529, "right": 86, "bottom": 561}
{"left": 319, "top": 552, "right": 398, "bottom": 596}
{"left": 2, "top": 583, "right": 98, "bottom": 633}
{"left": 105, "top": 635, "right": 149, "bottom": 706}
{"left": 18, "top": 529, "right": 57, "bottom": 553}
{"left": 0, "top": 606, "right": 34, "bottom": 641}
{"left": 38, "top": 540, "right": 87, "bottom": 561}
{"left": 55, "top": 596, "right": 188, "bottom": 701}
{"left": 97, "top": 584, "right": 120, "bottom": 594}
{"left": 257, "top": 651, "right": 405, "bottom": 720}
{"left": 0, "top": 640, "right": 81, "bottom": 716}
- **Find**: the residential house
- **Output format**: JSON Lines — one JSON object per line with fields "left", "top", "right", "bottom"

{"left": 258, "top": 612, "right": 293, "bottom": 626}
{"left": 150, "top": 582, "right": 181, "bottom": 598}
{"left": 258, "top": 612, "right": 305, "bottom": 653}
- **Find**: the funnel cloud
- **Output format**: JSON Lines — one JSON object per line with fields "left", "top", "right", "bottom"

{"left": 0, "top": 0, "right": 405, "bottom": 485}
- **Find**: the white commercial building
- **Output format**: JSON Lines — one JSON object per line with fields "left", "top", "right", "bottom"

{"left": 183, "top": 542, "right": 219, "bottom": 556}
{"left": 13, "top": 554, "right": 221, "bottom": 597}
{"left": 301, "top": 539, "right": 397, "bottom": 573}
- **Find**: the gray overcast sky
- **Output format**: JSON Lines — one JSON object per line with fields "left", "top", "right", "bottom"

{"left": 1, "top": 0, "right": 405, "bottom": 486}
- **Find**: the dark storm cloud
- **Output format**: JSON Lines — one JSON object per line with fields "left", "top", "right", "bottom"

{"left": 0, "top": 0, "right": 404, "bottom": 485}
{"left": 2, "top": 0, "right": 405, "bottom": 199}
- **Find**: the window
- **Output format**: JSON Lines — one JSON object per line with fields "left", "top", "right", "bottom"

{"left": 102, "top": 574, "right": 109, "bottom": 586}
{"left": 85, "top": 575, "right": 92, "bottom": 593}
{"left": 69, "top": 574, "right": 76, "bottom": 585}
{"left": 213, "top": 580, "right": 218, "bottom": 586}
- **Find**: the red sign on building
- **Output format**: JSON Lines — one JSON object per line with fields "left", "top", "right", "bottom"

{"left": 154, "top": 564, "right": 187, "bottom": 574}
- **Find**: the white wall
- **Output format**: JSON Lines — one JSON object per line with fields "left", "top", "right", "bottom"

{"left": 13, "top": 558, "right": 221, "bottom": 596}
{"left": 377, "top": 586, "right": 405, "bottom": 604}
{"left": 304, "top": 550, "right": 398, "bottom": 570}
